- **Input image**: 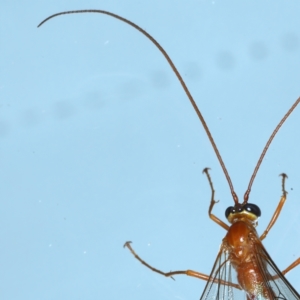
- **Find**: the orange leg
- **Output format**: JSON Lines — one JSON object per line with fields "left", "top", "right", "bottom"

{"left": 203, "top": 168, "right": 229, "bottom": 231}
{"left": 123, "top": 241, "right": 241, "bottom": 289}
{"left": 260, "top": 174, "right": 287, "bottom": 241}
{"left": 270, "top": 258, "right": 300, "bottom": 280}
{"left": 259, "top": 174, "right": 300, "bottom": 278}
{"left": 281, "top": 258, "right": 300, "bottom": 276}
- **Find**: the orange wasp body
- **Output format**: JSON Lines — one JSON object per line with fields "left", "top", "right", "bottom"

{"left": 39, "top": 10, "right": 300, "bottom": 299}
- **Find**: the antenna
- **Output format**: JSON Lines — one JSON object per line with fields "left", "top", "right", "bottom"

{"left": 38, "top": 10, "right": 300, "bottom": 204}
{"left": 38, "top": 9, "right": 238, "bottom": 203}
{"left": 243, "top": 96, "right": 300, "bottom": 203}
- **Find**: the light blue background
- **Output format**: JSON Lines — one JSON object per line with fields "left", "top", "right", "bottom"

{"left": 1, "top": 1, "right": 300, "bottom": 299}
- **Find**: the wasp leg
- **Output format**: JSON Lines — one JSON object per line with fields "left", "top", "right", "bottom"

{"left": 281, "top": 258, "right": 300, "bottom": 276}
{"left": 270, "top": 258, "right": 300, "bottom": 280}
{"left": 123, "top": 241, "right": 241, "bottom": 289}
{"left": 203, "top": 168, "right": 229, "bottom": 231}
{"left": 260, "top": 174, "right": 288, "bottom": 241}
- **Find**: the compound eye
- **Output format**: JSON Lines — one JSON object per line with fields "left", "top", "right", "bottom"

{"left": 225, "top": 206, "right": 235, "bottom": 218}
{"left": 243, "top": 203, "right": 261, "bottom": 217}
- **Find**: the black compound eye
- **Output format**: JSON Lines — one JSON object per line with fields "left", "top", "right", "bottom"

{"left": 243, "top": 203, "right": 261, "bottom": 217}
{"left": 225, "top": 206, "right": 235, "bottom": 218}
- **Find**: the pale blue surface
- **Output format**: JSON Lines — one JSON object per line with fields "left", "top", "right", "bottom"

{"left": 1, "top": 1, "right": 300, "bottom": 299}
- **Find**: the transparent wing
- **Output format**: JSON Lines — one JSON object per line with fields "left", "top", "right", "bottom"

{"left": 199, "top": 238, "right": 300, "bottom": 300}
{"left": 199, "top": 246, "right": 244, "bottom": 300}
{"left": 253, "top": 239, "right": 300, "bottom": 300}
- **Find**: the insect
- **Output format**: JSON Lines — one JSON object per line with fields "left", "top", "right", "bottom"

{"left": 38, "top": 10, "right": 300, "bottom": 300}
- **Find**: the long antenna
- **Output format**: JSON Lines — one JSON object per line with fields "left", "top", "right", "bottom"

{"left": 38, "top": 10, "right": 300, "bottom": 204}
{"left": 38, "top": 9, "right": 238, "bottom": 203}
{"left": 243, "top": 96, "right": 300, "bottom": 203}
